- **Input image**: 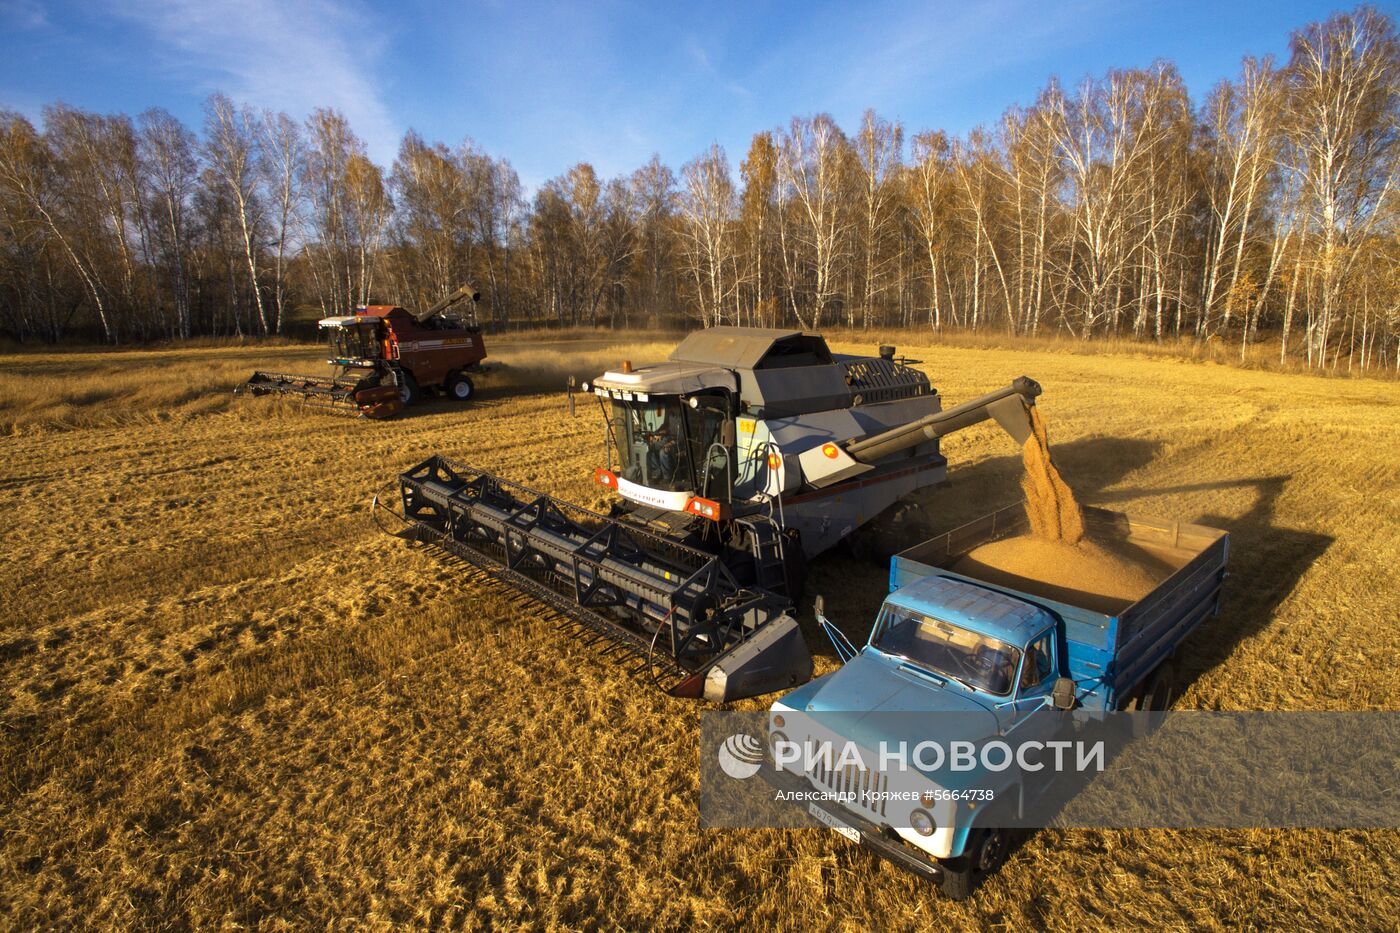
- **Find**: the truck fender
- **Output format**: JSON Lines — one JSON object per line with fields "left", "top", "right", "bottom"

{"left": 947, "top": 785, "right": 1019, "bottom": 859}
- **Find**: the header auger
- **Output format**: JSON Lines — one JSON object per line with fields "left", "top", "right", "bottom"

{"left": 377, "top": 326, "right": 1042, "bottom": 701}
{"left": 235, "top": 285, "right": 489, "bottom": 419}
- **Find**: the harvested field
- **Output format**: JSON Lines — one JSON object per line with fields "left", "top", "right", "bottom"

{"left": 1, "top": 333, "right": 1397, "bottom": 928}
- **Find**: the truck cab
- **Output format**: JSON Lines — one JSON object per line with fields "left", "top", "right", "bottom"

{"left": 766, "top": 505, "right": 1229, "bottom": 898}
{"left": 768, "top": 575, "right": 1069, "bottom": 897}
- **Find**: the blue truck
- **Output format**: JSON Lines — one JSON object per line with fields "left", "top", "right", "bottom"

{"left": 765, "top": 503, "right": 1229, "bottom": 898}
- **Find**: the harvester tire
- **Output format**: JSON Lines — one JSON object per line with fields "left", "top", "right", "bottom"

{"left": 396, "top": 372, "right": 421, "bottom": 406}
{"left": 446, "top": 373, "right": 475, "bottom": 402}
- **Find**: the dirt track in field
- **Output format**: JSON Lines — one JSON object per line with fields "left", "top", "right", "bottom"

{"left": 1, "top": 334, "right": 1397, "bottom": 929}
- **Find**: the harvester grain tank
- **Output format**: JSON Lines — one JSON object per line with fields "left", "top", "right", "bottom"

{"left": 382, "top": 327, "right": 1043, "bottom": 701}
{"left": 236, "top": 284, "right": 488, "bottom": 419}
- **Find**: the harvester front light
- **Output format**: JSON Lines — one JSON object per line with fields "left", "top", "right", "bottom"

{"left": 909, "top": 809, "right": 936, "bottom": 836}
{"left": 595, "top": 468, "right": 618, "bottom": 488}
{"left": 685, "top": 497, "right": 723, "bottom": 521}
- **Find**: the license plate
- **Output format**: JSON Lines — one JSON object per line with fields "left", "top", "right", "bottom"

{"left": 809, "top": 803, "right": 860, "bottom": 843}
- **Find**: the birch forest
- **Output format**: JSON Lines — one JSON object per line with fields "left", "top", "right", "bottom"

{"left": 2, "top": 7, "right": 1397, "bottom": 370}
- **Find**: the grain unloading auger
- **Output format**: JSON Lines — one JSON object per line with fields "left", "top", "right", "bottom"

{"left": 235, "top": 285, "right": 490, "bottom": 419}
{"left": 375, "top": 327, "right": 1042, "bottom": 702}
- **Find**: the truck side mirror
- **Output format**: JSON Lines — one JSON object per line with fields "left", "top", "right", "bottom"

{"left": 1051, "top": 677, "right": 1076, "bottom": 711}
{"left": 813, "top": 594, "right": 859, "bottom": 665}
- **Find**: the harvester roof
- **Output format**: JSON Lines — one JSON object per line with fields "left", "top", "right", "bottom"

{"left": 668, "top": 326, "right": 833, "bottom": 370}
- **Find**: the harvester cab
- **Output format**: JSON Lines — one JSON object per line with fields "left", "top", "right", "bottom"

{"left": 585, "top": 328, "right": 1041, "bottom": 593}
{"left": 321, "top": 314, "right": 384, "bottom": 367}
{"left": 382, "top": 326, "right": 1043, "bottom": 704}
{"left": 235, "top": 284, "right": 489, "bottom": 419}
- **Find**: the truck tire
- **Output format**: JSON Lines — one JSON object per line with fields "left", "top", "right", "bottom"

{"left": 940, "top": 822, "right": 1012, "bottom": 900}
{"left": 395, "top": 371, "right": 421, "bottom": 406}
{"left": 445, "top": 372, "right": 475, "bottom": 402}
{"left": 1123, "top": 660, "right": 1177, "bottom": 736}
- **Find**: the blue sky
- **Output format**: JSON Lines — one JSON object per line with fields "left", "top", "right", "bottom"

{"left": 2, "top": 0, "right": 1395, "bottom": 190}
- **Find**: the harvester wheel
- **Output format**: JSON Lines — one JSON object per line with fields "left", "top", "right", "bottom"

{"left": 396, "top": 371, "right": 421, "bottom": 406}
{"left": 446, "top": 373, "right": 475, "bottom": 402}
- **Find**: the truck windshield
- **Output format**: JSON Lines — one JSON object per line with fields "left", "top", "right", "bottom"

{"left": 609, "top": 398, "right": 729, "bottom": 496}
{"left": 871, "top": 603, "right": 1022, "bottom": 697}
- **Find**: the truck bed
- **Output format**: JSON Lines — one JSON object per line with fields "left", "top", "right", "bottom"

{"left": 890, "top": 504, "right": 1229, "bottom": 712}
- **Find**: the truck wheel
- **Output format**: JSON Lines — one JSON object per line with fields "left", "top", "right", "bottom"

{"left": 445, "top": 373, "right": 475, "bottom": 402}
{"left": 1124, "top": 661, "right": 1177, "bottom": 736}
{"left": 1142, "top": 662, "right": 1178, "bottom": 712}
{"left": 940, "top": 824, "right": 1011, "bottom": 900}
{"left": 395, "top": 372, "right": 421, "bottom": 406}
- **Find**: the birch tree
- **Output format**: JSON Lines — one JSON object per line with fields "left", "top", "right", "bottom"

{"left": 203, "top": 93, "right": 268, "bottom": 332}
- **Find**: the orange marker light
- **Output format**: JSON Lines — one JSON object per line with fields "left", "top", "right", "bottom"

{"left": 595, "top": 468, "right": 618, "bottom": 488}
{"left": 821, "top": 443, "right": 840, "bottom": 459}
{"left": 767, "top": 453, "right": 781, "bottom": 470}
{"left": 685, "top": 497, "right": 723, "bottom": 521}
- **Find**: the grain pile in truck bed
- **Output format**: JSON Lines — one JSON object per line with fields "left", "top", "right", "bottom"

{"left": 950, "top": 535, "right": 1165, "bottom": 614}
{"left": 950, "top": 405, "right": 1165, "bottom": 614}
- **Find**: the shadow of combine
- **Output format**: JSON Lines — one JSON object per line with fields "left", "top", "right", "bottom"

{"left": 1094, "top": 475, "right": 1333, "bottom": 695}
{"left": 389, "top": 378, "right": 575, "bottom": 421}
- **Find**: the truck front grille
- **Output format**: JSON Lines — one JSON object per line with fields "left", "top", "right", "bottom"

{"left": 810, "top": 760, "right": 889, "bottom": 818}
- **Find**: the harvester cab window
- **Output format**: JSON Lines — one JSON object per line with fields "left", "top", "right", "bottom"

{"left": 611, "top": 398, "right": 714, "bottom": 494}
{"left": 872, "top": 604, "right": 1021, "bottom": 697}
{"left": 685, "top": 401, "right": 730, "bottom": 500}
{"left": 641, "top": 404, "right": 680, "bottom": 484}
{"left": 326, "top": 321, "right": 382, "bottom": 363}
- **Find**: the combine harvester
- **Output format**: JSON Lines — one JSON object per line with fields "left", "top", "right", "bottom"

{"left": 378, "top": 327, "right": 1041, "bottom": 700}
{"left": 236, "top": 285, "right": 489, "bottom": 419}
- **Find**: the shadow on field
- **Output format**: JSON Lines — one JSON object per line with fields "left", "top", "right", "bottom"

{"left": 390, "top": 379, "right": 574, "bottom": 420}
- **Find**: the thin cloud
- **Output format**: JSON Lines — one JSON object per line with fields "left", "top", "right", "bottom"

{"left": 0, "top": 0, "right": 47, "bottom": 30}
{"left": 106, "top": 0, "right": 402, "bottom": 164}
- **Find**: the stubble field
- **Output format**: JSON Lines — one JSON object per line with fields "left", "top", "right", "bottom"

{"left": 1, "top": 332, "right": 1397, "bottom": 929}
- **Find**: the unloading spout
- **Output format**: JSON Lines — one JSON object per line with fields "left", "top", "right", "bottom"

{"left": 414, "top": 283, "right": 481, "bottom": 324}
{"left": 844, "top": 376, "right": 1042, "bottom": 463}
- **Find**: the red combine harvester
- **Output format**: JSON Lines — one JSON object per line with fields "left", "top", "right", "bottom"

{"left": 236, "top": 284, "right": 489, "bottom": 419}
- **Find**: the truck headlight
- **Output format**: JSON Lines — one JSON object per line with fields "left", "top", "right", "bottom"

{"left": 909, "top": 809, "right": 936, "bottom": 836}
